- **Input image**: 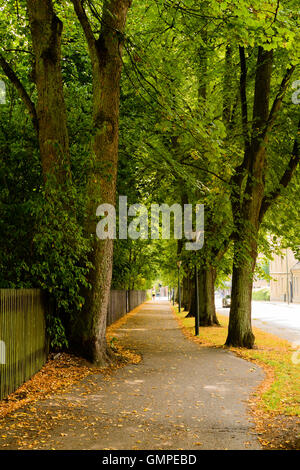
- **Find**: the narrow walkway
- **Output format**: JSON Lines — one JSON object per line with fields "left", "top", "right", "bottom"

{"left": 1, "top": 301, "right": 264, "bottom": 450}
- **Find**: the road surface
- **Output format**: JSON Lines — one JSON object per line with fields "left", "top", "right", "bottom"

{"left": 216, "top": 296, "right": 300, "bottom": 344}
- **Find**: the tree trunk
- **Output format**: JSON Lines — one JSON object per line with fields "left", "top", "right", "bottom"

{"left": 187, "top": 265, "right": 219, "bottom": 326}
{"left": 198, "top": 29, "right": 207, "bottom": 103}
{"left": 223, "top": 45, "right": 233, "bottom": 124}
{"left": 27, "top": 0, "right": 70, "bottom": 182}
{"left": 186, "top": 284, "right": 196, "bottom": 317}
{"left": 71, "top": 0, "right": 130, "bottom": 365}
{"left": 225, "top": 240, "right": 256, "bottom": 348}
{"left": 226, "top": 47, "right": 273, "bottom": 348}
{"left": 200, "top": 266, "right": 219, "bottom": 326}
{"left": 182, "top": 272, "right": 192, "bottom": 311}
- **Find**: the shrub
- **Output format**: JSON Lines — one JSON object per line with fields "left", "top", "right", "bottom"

{"left": 252, "top": 288, "right": 270, "bottom": 301}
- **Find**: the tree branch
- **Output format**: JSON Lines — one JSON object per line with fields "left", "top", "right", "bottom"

{"left": 228, "top": 47, "right": 252, "bottom": 203}
{"left": 252, "top": 47, "right": 273, "bottom": 147}
{"left": 0, "top": 53, "right": 38, "bottom": 132}
{"left": 259, "top": 116, "right": 300, "bottom": 222}
{"left": 3, "top": 48, "right": 34, "bottom": 56}
{"left": 263, "top": 64, "right": 295, "bottom": 141}
{"left": 71, "top": 0, "right": 97, "bottom": 57}
{"left": 248, "top": 63, "right": 295, "bottom": 168}
{"left": 180, "top": 160, "right": 229, "bottom": 184}
{"left": 271, "top": 0, "right": 280, "bottom": 25}
{"left": 239, "top": 46, "right": 250, "bottom": 151}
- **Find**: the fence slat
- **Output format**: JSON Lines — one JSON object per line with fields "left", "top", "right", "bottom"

{"left": 0, "top": 289, "right": 48, "bottom": 400}
{"left": 106, "top": 289, "right": 147, "bottom": 326}
{"left": 0, "top": 288, "right": 148, "bottom": 400}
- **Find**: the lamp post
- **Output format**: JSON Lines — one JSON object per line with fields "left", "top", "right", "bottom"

{"left": 177, "top": 261, "right": 182, "bottom": 312}
{"left": 195, "top": 262, "right": 200, "bottom": 336}
{"left": 191, "top": 230, "right": 201, "bottom": 336}
{"left": 286, "top": 248, "right": 290, "bottom": 304}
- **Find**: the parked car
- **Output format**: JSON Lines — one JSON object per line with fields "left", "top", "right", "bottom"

{"left": 222, "top": 294, "right": 231, "bottom": 307}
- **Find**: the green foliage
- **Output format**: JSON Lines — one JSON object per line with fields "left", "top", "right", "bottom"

{"left": 29, "top": 177, "right": 92, "bottom": 319}
{"left": 46, "top": 313, "right": 69, "bottom": 350}
{"left": 0, "top": 0, "right": 299, "bottom": 350}
{"left": 0, "top": 97, "right": 40, "bottom": 288}
{"left": 0, "top": 79, "right": 92, "bottom": 349}
{"left": 109, "top": 336, "right": 118, "bottom": 352}
{"left": 252, "top": 288, "right": 271, "bottom": 302}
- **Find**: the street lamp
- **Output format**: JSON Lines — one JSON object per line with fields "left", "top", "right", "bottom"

{"left": 191, "top": 231, "right": 202, "bottom": 336}
{"left": 194, "top": 261, "right": 200, "bottom": 336}
{"left": 286, "top": 248, "right": 290, "bottom": 305}
{"left": 177, "top": 260, "right": 182, "bottom": 312}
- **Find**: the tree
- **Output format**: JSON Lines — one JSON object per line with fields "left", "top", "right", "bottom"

{"left": 0, "top": 0, "right": 91, "bottom": 349}
{"left": 1, "top": 0, "right": 299, "bottom": 356}
{"left": 26, "top": 0, "right": 70, "bottom": 182}
{"left": 226, "top": 45, "right": 299, "bottom": 347}
{"left": 0, "top": 0, "right": 71, "bottom": 183}
{"left": 70, "top": 0, "right": 131, "bottom": 364}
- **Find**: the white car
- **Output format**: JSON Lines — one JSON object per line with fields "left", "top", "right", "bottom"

{"left": 222, "top": 295, "right": 231, "bottom": 308}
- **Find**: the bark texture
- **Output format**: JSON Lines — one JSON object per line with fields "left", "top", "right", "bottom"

{"left": 27, "top": 0, "right": 70, "bottom": 182}
{"left": 226, "top": 241, "right": 257, "bottom": 348}
{"left": 226, "top": 47, "right": 273, "bottom": 348}
{"left": 182, "top": 272, "right": 192, "bottom": 312}
{"left": 187, "top": 265, "right": 219, "bottom": 326}
{"left": 0, "top": 53, "right": 38, "bottom": 132}
{"left": 71, "top": 0, "right": 130, "bottom": 364}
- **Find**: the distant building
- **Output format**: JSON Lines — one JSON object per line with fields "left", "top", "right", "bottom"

{"left": 160, "top": 286, "right": 168, "bottom": 297}
{"left": 253, "top": 278, "right": 269, "bottom": 289}
{"left": 253, "top": 253, "right": 270, "bottom": 289}
{"left": 270, "top": 249, "right": 300, "bottom": 303}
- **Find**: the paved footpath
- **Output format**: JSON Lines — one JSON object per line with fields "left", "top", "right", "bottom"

{"left": 0, "top": 301, "right": 264, "bottom": 450}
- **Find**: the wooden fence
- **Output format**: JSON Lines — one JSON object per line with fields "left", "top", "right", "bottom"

{"left": 0, "top": 289, "right": 48, "bottom": 400}
{"left": 107, "top": 290, "right": 148, "bottom": 326}
{"left": 129, "top": 290, "right": 148, "bottom": 312}
{"left": 0, "top": 288, "right": 148, "bottom": 400}
{"left": 107, "top": 290, "right": 128, "bottom": 327}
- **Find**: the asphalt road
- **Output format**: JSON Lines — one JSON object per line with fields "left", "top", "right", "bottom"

{"left": 216, "top": 297, "right": 300, "bottom": 344}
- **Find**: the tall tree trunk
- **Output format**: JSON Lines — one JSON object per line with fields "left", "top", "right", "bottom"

{"left": 71, "top": 0, "right": 130, "bottom": 364}
{"left": 226, "top": 50, "right": 296, "bottom": 347}
{"left": 198, "top": 29, "right": 207, "bottom": 103}
{"left": 182, "top": 272, "right": 191, "bottom": 311}
{"left": 226, "top": 47, "right": 273, "bottom": 347}
{"left": 223, "top": 45, "right": 233, "bottom": 124}
{"left": 199, "top": 266, "right": 219, "bottom": 326}
{"left": 187, "top": 265, "right": 219, "bottom": 326}
{"left": 186, "top": 274, "right": 193, "bottom": 312}
{"left": 27, "top": 0, "right": 70, "bottom": 182}
{"left": 226, "top": 239, "right": 256, "bottom": 348}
